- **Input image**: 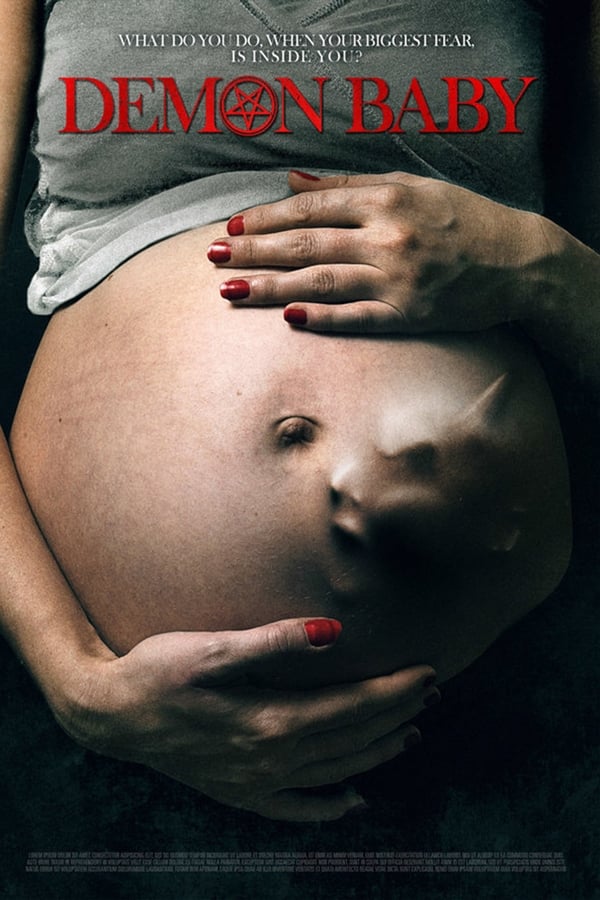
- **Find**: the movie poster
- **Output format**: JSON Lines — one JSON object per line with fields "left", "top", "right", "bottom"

{"left": 0, "top": 1, "right": 598, "bottom": 898}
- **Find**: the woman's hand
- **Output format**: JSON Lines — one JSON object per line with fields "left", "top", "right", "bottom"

{"left": 53, "top": 618, "right": 438, "bottom": 822}
{"left": 209, "top": 170, "right": 554, "bottom": 335}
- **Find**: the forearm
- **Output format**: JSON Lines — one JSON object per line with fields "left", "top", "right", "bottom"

{"left": 0, "top": 2, "right": 114, "bottom": 725}
{"left": 519, "top": 215, "right": 600, "bottom": 393}
{"left": 0, "top": 429, "right": 114, "bottom": 714}
{"left": 0, "top": 1, "right": 40, "bottom": 254}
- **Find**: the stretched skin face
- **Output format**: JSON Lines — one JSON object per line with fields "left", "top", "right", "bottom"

{"left": 11, "top": 227, "right": 572, "bottom": 686}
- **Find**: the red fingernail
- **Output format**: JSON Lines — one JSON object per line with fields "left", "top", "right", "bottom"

{"left": 284, "top": 307, "right": 307, "bottom": 326}
{"left": 227, "top": 215, "right": 245, "bottom": 236}
{"left": 207, "top": 241, "right": 231, "bottom": 263}
{"left": 220, "top": 279, "right": 250, "bottom": 301}
{"left": 304, "top": 618, "right": 342, "bottom": 647}
{"left": 290, "top": 170, "right": 321, "bottom": 181}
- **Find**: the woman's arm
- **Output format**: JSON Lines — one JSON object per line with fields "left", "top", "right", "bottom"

{"left": 0, "top": 2, "right": 39, "bottom": 254}
{"left": 0, "top": 0, "right": 113, "bottom": 726}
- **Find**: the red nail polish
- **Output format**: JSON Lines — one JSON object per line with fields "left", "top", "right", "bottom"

{"left": 207, "top": 241, "right": 231, "bottom": 263}
{"left": 304, "top": 618, "right": 342, "bottom": 647}
{"left": 227, "top": 215, "right": 245, "bottom": 236}
{"left": 220, "top": 279, "right": 250, "bottom": 301}
{"left": 290, "top": 170, "right": 321, "bottom": 181}
{"left": 284, "top": 307, "right": 308, "bottom": 326}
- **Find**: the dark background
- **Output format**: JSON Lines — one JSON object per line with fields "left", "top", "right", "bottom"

{"left": 1, "top": 6, "right": 599, "bottom": 898}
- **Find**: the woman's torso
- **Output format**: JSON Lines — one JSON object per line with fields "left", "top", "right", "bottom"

{"left": 11, "top": 223, "right": 571, "bottom": 685}
{"left": 11, "top": 2, "right": 569, "bottom": 687}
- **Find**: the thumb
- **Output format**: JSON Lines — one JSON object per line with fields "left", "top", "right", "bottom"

{"left": 187, "top": 617, "right": 343, "bottom": 687}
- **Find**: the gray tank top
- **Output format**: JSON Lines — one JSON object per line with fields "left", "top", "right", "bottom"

{"left": 27, "top": 0, "right": 546, "bottom": 312}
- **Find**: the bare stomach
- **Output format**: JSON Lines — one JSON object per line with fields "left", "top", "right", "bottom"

{"left": 10, "top": 223, "right": 572, "bottom": 686}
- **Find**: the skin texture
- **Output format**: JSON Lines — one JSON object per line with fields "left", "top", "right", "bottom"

{"left": 12, "top": 223, "right": 571, "bottom": 692}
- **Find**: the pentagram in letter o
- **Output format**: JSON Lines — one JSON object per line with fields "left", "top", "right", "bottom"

{"left": 220, "top": 76, "right": 278, "bottom": 136}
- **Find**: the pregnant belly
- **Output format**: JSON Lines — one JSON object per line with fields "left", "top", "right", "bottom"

{"left": 10, "top": 224, "right": 571, "bottom": 687}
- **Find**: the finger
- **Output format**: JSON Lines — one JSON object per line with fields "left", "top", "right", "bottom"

{"left": 283, "top": 299, "right": 410, "bottom": 334}
{"left": 290, "top": 725, "right": 420, "bottom": 788}
{"left": 245, "top": 785, "right": 368, "bottom": 822}
{"left": 220, "top": 265, "right": 383, "bottom": 306}
{"left": 288, "top": 169, "right": 428, "bottom": 193}
{"left": 300, "top": 687, "right": 439, "bottom": 763}
{"left": 185, "top": 617, "right": 343, "bottom": 686}
{"left": 163, "top": 683, "right": 438, "bottom": 779}
{"left": 279, "top": 665, "right": 436, "bottom": 738}
{"left": 208, "top": 227, "right": 368, "bottom": 269}
{"left": 227, "top": 186, "right": 376, "bottom": 235}
{"left": 227, "top": 172, "right": 434, "bottom": 236}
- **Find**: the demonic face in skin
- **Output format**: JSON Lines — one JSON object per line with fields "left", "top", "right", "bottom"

{"left": 12, "top": 293, "right": 570, "bottom": 683}
{"left": 191, "top": 328, "right": 565, "bottom": 645}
